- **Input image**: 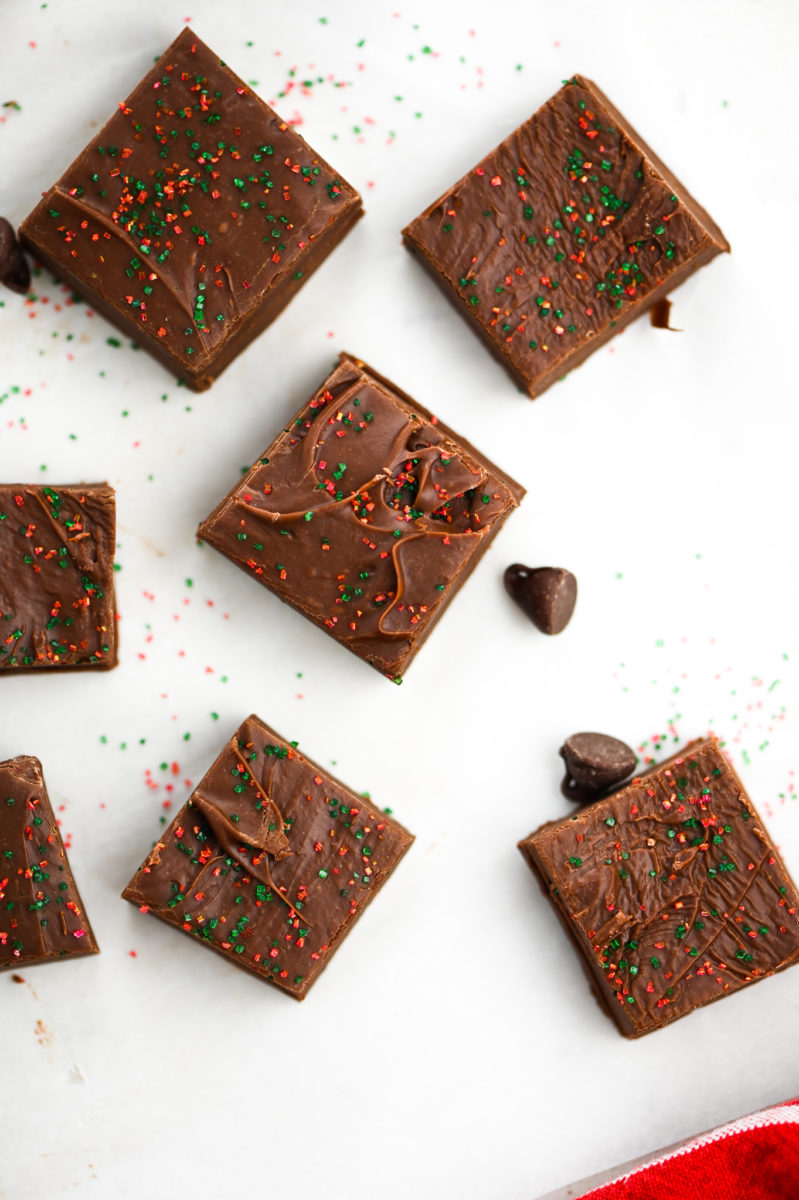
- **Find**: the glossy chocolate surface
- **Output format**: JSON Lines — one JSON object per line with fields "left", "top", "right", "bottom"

{"left": 0, "top": 483, "right": 117, "bottom": 671}
{"left": 123, "top": 714, "right": 414, "bottom": 999}
{"left": 0, "top": 756, "right": 99, "bottom": 969}
{"left": 519, "top": 738, "right": 799, "bottom": 1037}
{"left": 403, "top": 75, "right": 729, "bottom": 399}
{"left": 198, "top": 353, "right": 524, "bottom": 678}
{"left": 20, "top": 28, "right": 363, "bottom": 390}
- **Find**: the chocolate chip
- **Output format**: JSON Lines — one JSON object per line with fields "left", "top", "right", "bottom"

{"left": 559, "top": 775, "right": 600, "bottom": 806}
{"left": 504, "top": 564, "right": 577, "bottom": 634}
{"left": 559, "top": 732, "right": 637, "bottom": 802}
{"left": 649, "top": 298, "right": 680, "bottom": 331}
{"left": 0, "top": 216, "right": 31, "bottom": 294}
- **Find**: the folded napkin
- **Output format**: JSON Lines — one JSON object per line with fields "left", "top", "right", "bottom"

{"left": 579, "top": 1099, "right": 799, "bottom": 1199}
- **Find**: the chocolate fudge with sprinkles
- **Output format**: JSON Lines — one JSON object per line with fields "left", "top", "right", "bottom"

{"left": 0, "top": 483, "right": 117, "bottom": 671}
{"left": 403, "top": 75, "right": 729, "bottom": 399}
{"left": 1, "top": 756, "right": 99, "bottom": 970}
{"left": 123, "top": 715, "right": 414, "bottom": 999}
{"left": 197, "top": 352, "right": 524, "bottom": 679}
{"left": 19, "top": 28, "right": 363, "bottom": 390}
{"left": 519, "top": 738, "right": 799, "bottom": 1037}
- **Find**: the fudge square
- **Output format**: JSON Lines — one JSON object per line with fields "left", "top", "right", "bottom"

{"left": 20, "top": 29, "right": 363, "bottom": 391}
{"left": 403, "top": 74, "right": 729, "bottom": 399}
{"left": 123, "top": 715, "right": 414, "bottom": 999}
{"left": 198, "top": 353, "right": 524, "bottom": 679}
{"left": 1, "top": 756, "right": 99, "bottom": 970}
{"left": 519, "top": 738, "right": 799, "bottom": 1037}
{"left": 0, "top": 483, "right": 117, "bottom": 671}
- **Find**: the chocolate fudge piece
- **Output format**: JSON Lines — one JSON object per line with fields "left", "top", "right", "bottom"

{"left": 519, "top": 738, "right": 799, "bottom": 1037}
{"left": 1, "top": 756, "right": 99, "bottom": 969}
{"left": 122, "top": 714, "right": 414, "bottom": 998}
{"left": 403, "top": 75, "right": 729, "bottom": 399}
{"left": 0, "top": 483, "right": 117, "bottom": 670}
{"left": 19, "top": 29, "right": 363, "bottom": 391}
{"left": 198, "top": 353, "right": 524, "bottom": 679}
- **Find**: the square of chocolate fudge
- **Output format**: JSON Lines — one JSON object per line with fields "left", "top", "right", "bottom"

{"left": 20, "top": 28, "right": 363, "bottom": 391}
{"left": 1, "top": 756, "right": 99, "bottom": 969}
{"left": 197, "top": 352, "right": 524, "bottom": 679}
{"left": 122, "top": 714, "right": 414, "bottom": 999}
{"left": 0, "top": 483, "right": 117, "bottom": 671}
{"left": 519, "top": 738, "right": 799, "bottom": 1037}
{"left": 403, "top": 75, "right": 729, "bottom": 399}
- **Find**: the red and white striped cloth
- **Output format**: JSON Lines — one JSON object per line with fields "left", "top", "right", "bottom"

{"left": 577, "top": 1099, "right": 799, "bottom": 1199}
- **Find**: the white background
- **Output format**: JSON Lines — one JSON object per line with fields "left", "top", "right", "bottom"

{"left": 1, "top": 2, "right": 798, "bottom": 1197}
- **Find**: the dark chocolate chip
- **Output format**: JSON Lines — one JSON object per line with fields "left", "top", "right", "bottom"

{"left": 0, "top": 216, "right": 31, "bottom": 294}
{"left": 559, "top": 732, "right": 637, "bottom": 801}
{"left": 649, "top": 298, "right": 680, "bottom": 331}
{"left": 559, "top": 775, "right": 598, "bottom": 806}
{"left": 504, "top": 564, "right": 577, "bottom": 634}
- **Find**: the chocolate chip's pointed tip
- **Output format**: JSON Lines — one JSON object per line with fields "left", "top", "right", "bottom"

{"left": 504, "top": 563, "right": 577, "bottom": 634}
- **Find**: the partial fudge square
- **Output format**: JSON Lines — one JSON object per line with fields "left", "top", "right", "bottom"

{"left": 122, "top": 714, "right": 414, "bottom": 999}
{"left": 403, "top": 74, "right": 729, "bottom": 399}
{"left": 1, "top": 756, "right": 99, "bottom": 969}
{"left": 0, "top": 483, "right": 117, "bottom": 671}
{"left": 20, "top": 28, "right": 363, "bottom": 391}
{"left": 197, "top": 352, "right": 524, "bottom": 679}
{"left": 519, "top": 738, "right": 799, "bottom": 1037}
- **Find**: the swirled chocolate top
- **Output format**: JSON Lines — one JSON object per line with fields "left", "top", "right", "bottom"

{"left": 198, "top": 353, "right": 524, "bottom": 679}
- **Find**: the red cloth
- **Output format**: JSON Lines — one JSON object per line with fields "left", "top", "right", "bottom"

{"left": 579, "top": 1099, "right": 799, "bottom": 1199}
